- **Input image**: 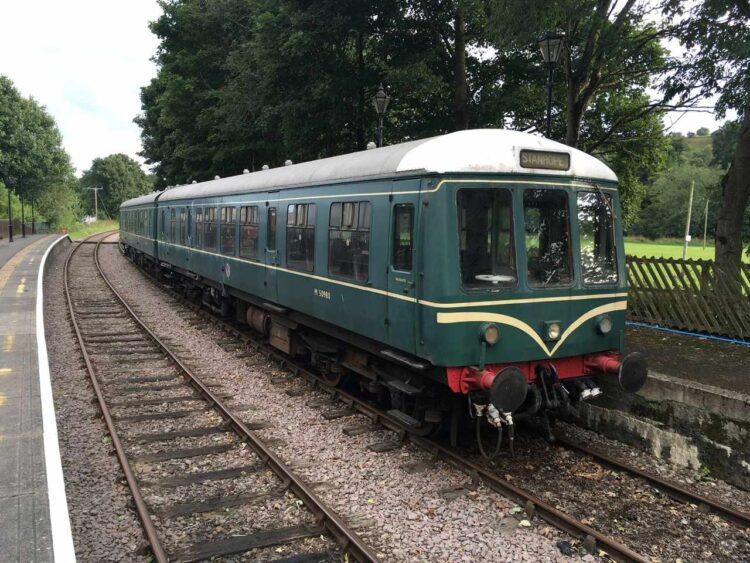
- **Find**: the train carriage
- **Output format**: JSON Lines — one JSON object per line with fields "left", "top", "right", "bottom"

{"left": 120, "top": 129, "right": 646, "bottom": 448}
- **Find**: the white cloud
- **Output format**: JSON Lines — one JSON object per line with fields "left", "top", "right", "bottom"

{"left": 0, "top": 0, "right": 162, "bottom": 174}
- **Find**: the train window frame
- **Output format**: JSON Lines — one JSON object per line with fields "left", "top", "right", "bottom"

{"left": 179, "top": 208, "right": 187, "bottom": 244}
{"left": 267, "top": 207, "right": 277, "bottom": 252}
{"left": 392, "top": 204, "right": 414, "bottom": 272}
{"left": 577, "top": 190, "right": 619, "bottom": 286}
{"left": 220, "top": 206, "right": 237, "bottom": 255}
{"left": 204, "top": 206, "right": 218, "bottom": 251}
{"left": 328, "top": 201, "right": 371, "bottom": 283}
{"left": 160, "top": 209, "right": 166, "bottom": 240}
{"left": 169, "top": 208, "right": 176, "bottom": 243}
{"left": 456, "top": 187, "right": 518, "bottom": 291}
{"left": 239, "top": 205, "right": 260, "bottom": 260}
{"left": 286, "top": 203, "right": 316, "bottom": 272}
{"left": 522, "top": 187, "right": 575, "bottom": 289}
{"left": 194, "top": 207, "right": 203, "bottom": 248}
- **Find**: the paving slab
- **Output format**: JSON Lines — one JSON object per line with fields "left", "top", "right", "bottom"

{"left": 0, "top": 235, "right": 74, "bottom": 562}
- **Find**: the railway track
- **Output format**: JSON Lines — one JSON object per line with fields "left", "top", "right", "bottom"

{"left": 64, "top": 231, "right": 379, "bottom": 563}
{"left": 112, "top": 235, "right": 750, "bottom": 563}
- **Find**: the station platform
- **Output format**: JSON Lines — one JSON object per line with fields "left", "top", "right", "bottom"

{"left": 583, "top": 323, "right": 750, "bottom": 490}
{"left": 0, "top": 234, "right": 75, "bottom": 562}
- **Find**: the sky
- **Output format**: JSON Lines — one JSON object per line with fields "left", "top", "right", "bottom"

{"left": 0, "top": 1, "right": 736, "bottom": 176}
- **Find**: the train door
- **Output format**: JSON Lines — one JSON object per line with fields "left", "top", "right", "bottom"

{"left": 264, "top": 202, "right": 279, "bottom": 302}
{"left": 386, "top": 179, "right": 421, "bottom": 354}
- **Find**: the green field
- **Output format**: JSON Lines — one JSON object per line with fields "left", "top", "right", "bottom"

{"left": 625, "top": 237, "right": 750, "bottom": 262}
{"left": 64, "top": 219, "right": 119, "bottom": 241}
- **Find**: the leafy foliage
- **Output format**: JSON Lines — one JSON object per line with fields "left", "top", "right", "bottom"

{"left": 711, "top": 120, "right": 741, "bottom": 170}
{"left": 0, "top": 75, "right": 79, "bottom": 227}
{"left": 79, "top": 154, "right": 154, "bottom": 218}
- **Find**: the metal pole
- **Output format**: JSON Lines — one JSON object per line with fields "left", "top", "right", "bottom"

{"left": 546, "top": 63, "right": 554, "bottom": 138}
{"left": 31, "top": 200, "right": 35, "bottom": 235}
{"left": 682, "top": 180, "right": 695, "bottom": 259}
{"left": 702, "top": 198, "right": 709, "bottom": 250}
{"left": 21, "top": 198, "right": 25, "bottom": 237}
{"left": 86, "top": 187, "right": 102, "bottom": 221}
{"left": 377, "top": 115, "right": 384, "bottom": 147}
{"left": 7, "top": 189, "right": 13, "bottom": 243}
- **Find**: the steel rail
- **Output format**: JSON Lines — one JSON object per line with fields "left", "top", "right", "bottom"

{"left": 554, "top": 435, "right": 750, "bottom": 529}
{"left": 64, "top": 232, "right": 170, "bottom": 563}
{"left": 93, "top": 234, "right": 380, "bottom": 563}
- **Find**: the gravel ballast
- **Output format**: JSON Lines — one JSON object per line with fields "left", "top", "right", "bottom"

{"left": 98, "top": 243, "right": 582, "bottom": 561}
{"left": 44, "top": 243, "right": 147, "bottom": 562}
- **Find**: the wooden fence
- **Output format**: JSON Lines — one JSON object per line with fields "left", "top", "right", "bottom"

{"left": 626, "top": 256, "right": 750, "bottom": 340}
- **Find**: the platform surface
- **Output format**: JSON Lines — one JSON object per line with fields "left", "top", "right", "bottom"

{"left": 625, "top": 324, "right": 750, "bottom": 396}
{"left": 0, "top": 234, "right": 73, "bottom": 562}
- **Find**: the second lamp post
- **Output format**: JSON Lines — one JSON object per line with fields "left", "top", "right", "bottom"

{"left": 372, "top": 84, "right": 390, "bottom": 147}
{"left": 538, "top": 31, "right": 565, "bottom": 139}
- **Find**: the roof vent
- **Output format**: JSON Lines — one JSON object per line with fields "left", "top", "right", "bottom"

{"left": 284, "top": 159, "right": 293, "bottom": 166}
{"left": 192, "top": 180, "right": 197, "bottom": 184}
{"left": 242, "top": 169, "right": 250, "bottom": 174}
{"left": 262, "top": 164, "right": 269, "bottom": 170}
{"left": 214, "top": 175, "right": 220, "bottom": 180}
{"left": 366, "top": 141, "right": 376, "bottom": 150}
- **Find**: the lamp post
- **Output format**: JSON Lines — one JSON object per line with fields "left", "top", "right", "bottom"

{"left": 372, "top": 83, "right": 390, "bottom": 147}
{"left": 7, "top": 189, "right": 13, "bottom": 243}
{"left": 537, "top": 31, "right": 565, "bottom": 138}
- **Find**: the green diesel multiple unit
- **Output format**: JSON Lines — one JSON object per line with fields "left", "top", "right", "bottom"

{"left": 120, "top": 129, "right": 646, "bottom": 443}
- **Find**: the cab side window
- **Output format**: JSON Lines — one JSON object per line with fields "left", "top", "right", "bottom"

{"left": 286, "top": 203, "right": 316, "bottom": 271}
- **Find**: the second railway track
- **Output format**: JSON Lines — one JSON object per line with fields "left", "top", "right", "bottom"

{"left": 64, "top": 231, "right": 379, "bottom": 563}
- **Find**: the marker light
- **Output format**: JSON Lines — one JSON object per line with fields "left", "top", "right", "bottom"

{"left": 480, "top": 323, "right": 500, "bottom": 345}
{"left": 597, "top": 315, "right": 613, "bottom": 335}
{"left": 546, "top": 322, "right": 561, "bottom": 341}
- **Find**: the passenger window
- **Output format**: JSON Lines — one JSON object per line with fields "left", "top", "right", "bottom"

{"left": 161, "top": 210, "right": 166, "bottom": 240}
{"left": 179, "top": 208, "right": 186, "bottom": 244}
{"left": 523, "top": 189, "right": 573, "bottom": 287}
{"left": 457, "top": 188, "right": 516, "bottom": 288}
{"left": 195, "top": 208, "right": 203, "bottom": 248}
{"left": 578, "top": 191, "right": 618, "bottom": 285}
{"left": 220, "top": 206, "right": 236, "bottom": 255}
{"left": 286, "top": 203, "right": 316, "bottom": 272}
{"left": 267, "top": 207, "right": 277, "bottom": 251}
{"left": 169, "top": 208, "right": 176, "bottom": 243}
{"left": 204, "top": 207, "right": 217, "bottom": 251}
{"left": 240, "top": 205, "right": 260, "bottom": 259}
{"left": 186, "top": 208, "right": 192, "bottom": 246}
{"left": 329, "top": 201, "right": 370, "bottom": 282}
{"left": 392, "top": 204, "right": 414, "bottom": 272}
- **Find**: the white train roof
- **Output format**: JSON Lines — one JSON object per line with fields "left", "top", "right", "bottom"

{"left": 123, "top": 129, "right": 616, "bottom": 208}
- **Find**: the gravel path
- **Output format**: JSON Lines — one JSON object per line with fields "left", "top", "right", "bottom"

{"left": 99, "top": 243, "right": 581, "bottom": 561}
{"left": 44, "top": 243, "right": 147, "bottom": 562}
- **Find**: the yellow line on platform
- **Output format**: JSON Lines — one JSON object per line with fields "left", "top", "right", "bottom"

{"left": 0, "top": 238, "right": 50, "bottom": 295}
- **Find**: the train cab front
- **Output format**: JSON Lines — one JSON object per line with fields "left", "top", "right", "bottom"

{"left": 426, "top": 176, "right": 648, "bottom": 449}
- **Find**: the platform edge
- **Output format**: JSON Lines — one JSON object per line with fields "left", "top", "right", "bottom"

{"left": 37, "top": 234, "right": 76, "bottom": 562}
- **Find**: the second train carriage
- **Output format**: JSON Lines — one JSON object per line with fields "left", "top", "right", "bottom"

{"left": 120, "top": 129, "right": 647, "bottom": 444}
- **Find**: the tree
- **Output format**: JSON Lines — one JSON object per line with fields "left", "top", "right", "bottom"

{"left": 697, "top": 126, "right": 710, "bottom": 136}
{"left": 711, "top": 120, "right": 740, "bottom": 170}
{"left": 0, "top": 75, "right": 78, "bottom": 228}
{"left": 79, "top": 154, "right": 153, "bottom": 218}
{"left": 673, "top": 1, "right": 750, "bottom": 266}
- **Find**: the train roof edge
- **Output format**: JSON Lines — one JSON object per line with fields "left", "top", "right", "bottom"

{"left": 121, "top": 129, "right": 617, "bottom": 209}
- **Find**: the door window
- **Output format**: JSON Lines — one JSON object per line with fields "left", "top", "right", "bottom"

{"left": 267, "top": 207, "right": 277, "bottom": 251}
{"left": 392, "top": 204, "right": 414, "bottom": 272}
{"left": 286, "top": 203, "right": 316, "bottom": 272}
